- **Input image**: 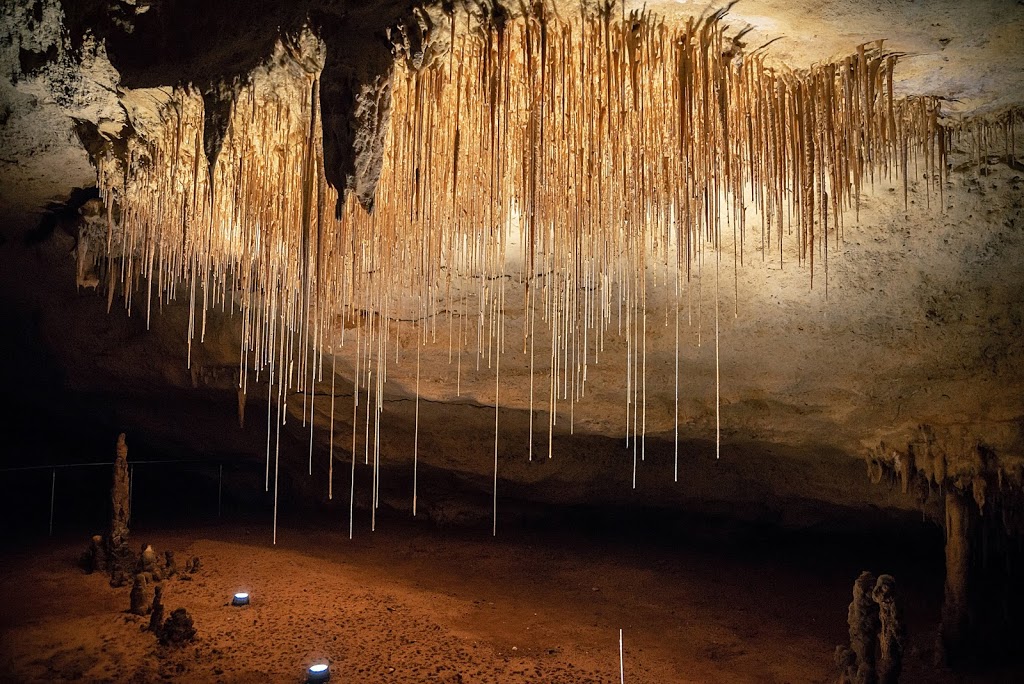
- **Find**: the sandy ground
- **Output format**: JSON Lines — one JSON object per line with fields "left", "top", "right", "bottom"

{"left": 2, "top": 513, "right": 1013, "bottom": 684}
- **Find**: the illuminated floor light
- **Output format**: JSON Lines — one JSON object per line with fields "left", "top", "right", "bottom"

{"left": 231, "top": 592, "right": 250, "bottom": 606}
{"left": 307, "top": 662, "right": 330, "bottom": 682}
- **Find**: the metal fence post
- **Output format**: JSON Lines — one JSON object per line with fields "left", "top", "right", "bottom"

{"left": 48, "top": 468, "right": 56, "bottom": 536}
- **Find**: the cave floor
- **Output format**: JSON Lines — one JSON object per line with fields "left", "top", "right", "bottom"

{"left": 0, "top": 515, "right": 1013, "bottom": 683}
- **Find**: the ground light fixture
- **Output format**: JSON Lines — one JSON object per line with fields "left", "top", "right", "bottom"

{"left": 231, "top": 592, "right": 250, "bottom": 606}
{"left": 307, "top": 662, "right": 330, "bottom": 682}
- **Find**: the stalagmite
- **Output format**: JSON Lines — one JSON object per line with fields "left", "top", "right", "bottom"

{"left": 129, "top": 572, "right": 153, "bottom": 616}
{"left": 159, "top": 608, "right": 197, "bottom": 646}
{"left": 148, "top": 584, "right": 165, "bottom": 637}
{"left": 84, "top": 535, "right": 109, "bottom": 575}
{"left": 139, "top": 543, "right": 158, "bottom": 576}
{"left": 836, "top": 570, "right": 879, "bottom": 684}
{"left": 110, "top": 433, "right": 131, "bottom": 547}
{"left": 619, "top": 628, "right": 625, "bottom": 684}
{"left": 162, "top": 551, "right": 178, "bottom": 578}
{"left": 873, "top": 574, "right": 905, "bottom": 684}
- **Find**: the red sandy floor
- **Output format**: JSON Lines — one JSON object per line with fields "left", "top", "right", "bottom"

{"left": 0, "top": 517, "right": 987, "bottom": 683}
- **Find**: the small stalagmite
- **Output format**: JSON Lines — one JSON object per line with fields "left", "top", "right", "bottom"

{"left": 129, "top": 572, "right": 154, "bottom": 616}
{"left": 159, "top": 608, "right": 197, "bottom": 646}
{"left": 148, "top": 584, "right": 165, "bottom": 637}
{"left": 85, "top": 534, "right": 108, "bottom": 574}
{"left": 162, "top": 551, "right": 178, "bottom": 578}
{"left": 139, "top": 544, "right": 157, "bottom": 573}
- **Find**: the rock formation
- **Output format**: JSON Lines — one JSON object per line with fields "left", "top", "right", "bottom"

{"left": 162, "top": 551, "right": 178, "bottom": 579}
{"left": 867, "top": 427, "right": 1024, "bottom": 664}
{"left": 836, "top": 572, "right": 906, "bottom": 684}
{"left": 107, "top": 544, "right": 136, "bottom": 588}
{"left": 83, "top": 534, "right": 108, "bottom": 574}
{"left": 2, "top": 0, "right": 1021, "bottom": 537}
{"left": 837, "top": 571, "right": 881, "bottom": 684}
{"left": 110, "top": 433, "right": 130, "bottom": 547}
{"left": 139, "top": 543, "right": 156, "bottom": 570}
{"left": 938, "top": 490, "right": 969, "bottom": 665}
{"left": 148, "top": 584, "right": 165, "bottom": 637}
{"left": 873, "top": 575, "right": 905, "bottom": 684}
{"left": 159, "top": 608, "right": 196, "bottom": 646}
{"left": 129, "top": 572, "right": 153, "bottom": 615}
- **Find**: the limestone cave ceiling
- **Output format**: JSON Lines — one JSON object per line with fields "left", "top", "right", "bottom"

{"left": 1, "top": 0, "right": 1023, "bottom": 531}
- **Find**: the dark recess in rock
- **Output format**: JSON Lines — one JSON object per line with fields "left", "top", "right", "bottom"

{"left": 58, "top": 0, "right": 436, "bottom": 211}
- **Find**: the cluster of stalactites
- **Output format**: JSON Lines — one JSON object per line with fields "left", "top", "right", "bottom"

{"left": 944, "top": 106, "right": 1021, "bottom": 170}
{"left": 89, "top": 8, "right": 962, "bottom": 535}
{"left": 866, "top": 425, "right": 1024, "bottom": 529}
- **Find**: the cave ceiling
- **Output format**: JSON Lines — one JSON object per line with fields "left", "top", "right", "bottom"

{"left": 0, "top": 0, "right": 1022, "bottom": 526}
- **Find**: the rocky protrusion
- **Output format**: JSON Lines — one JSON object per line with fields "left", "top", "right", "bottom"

{"left": 200, "top": 81, "right": 236, "bottom": 170}
{"left": 159, "top": 608, "right": 196, "bottom": 646}
{"left": 837, "top": 570, "right": 880, "bottom": 684}
{"left": 873, "top": 575, "right": 905, "bottom": 684}
{"left": 321, "top": 66, "right": 394, "bottom": 214}
{"left": 162, "top": 550, "right": 178, "bottom": 578}
{"left": 110, "top": 433, "right": 130, "bottom": 546}
{"left": 837, "top": 571, "right": 906, "bottom": 683}
{"left": 108, "top": 541, "right": 137, "bottom": 588}
{"left": 83, "top": 534, "right": 109, "bottom": 574}
{"left": 129, "top": 572, "right": 153, "bottom": 615}
{"left": 139, "top": 543, "right": 157, "bottom": 574}
{"left": 74, "top": 197, "right": 104, "bottom": 288}
{"left": 866, "top": 426, "right": 1024, "bottom": 665}
{"left": 148, "top": 584, "right": 165, "bottom": 637}
{"left": 319, "top": 27, "right": 395, "bottom": 215}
